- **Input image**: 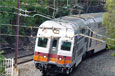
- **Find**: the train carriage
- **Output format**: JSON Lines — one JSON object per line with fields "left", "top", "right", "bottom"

{"left": 33, "top": 13, "right": 106, "bottom": 75}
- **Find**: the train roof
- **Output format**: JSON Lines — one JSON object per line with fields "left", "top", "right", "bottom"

{"left": 40, "top": 12, "right": 104, "bottom": 28}
{"left": 38, "top": 13, "right": 104, "bottom": 38}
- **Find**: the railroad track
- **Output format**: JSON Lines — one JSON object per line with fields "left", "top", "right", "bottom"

{"left": 1, "top": 46, "right": 34, "bottom": 64}
{"left": 17, "top": 53, "right": 34, "bottom": 64}
{"left": 17, "top": 49, "right": 106, "bottom": 64}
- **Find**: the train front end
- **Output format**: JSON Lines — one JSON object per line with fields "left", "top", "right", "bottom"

{"left": 33, "top": 21, "right": 74, "bottom": 75}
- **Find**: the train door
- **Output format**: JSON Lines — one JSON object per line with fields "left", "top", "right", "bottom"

{"left": 48, "top": 38, "right": 59, "bottom": 62}
{"left": 85, "top": 29, "right": 90, "bottom": 49}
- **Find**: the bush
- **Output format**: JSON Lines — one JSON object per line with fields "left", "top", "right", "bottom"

{"left": 103, "top": 0, "right": 115, "bottom": 49}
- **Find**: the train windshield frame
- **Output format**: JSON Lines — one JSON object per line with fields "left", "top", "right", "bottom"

{"left": 38, "top": 37, "right": 48, "bottom": 48}
{"left": 61, "top": 41, "right": 71, "bottom": 51}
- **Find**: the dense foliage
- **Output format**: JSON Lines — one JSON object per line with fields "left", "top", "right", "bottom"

{"left": 0, "top": 0, "right": 71, "bottom": 43}
{"left": 103, "top": 0, "right": 115, "bottom": 49}
{"left": 0, "top": 0, "right": 106, "bottom": 44}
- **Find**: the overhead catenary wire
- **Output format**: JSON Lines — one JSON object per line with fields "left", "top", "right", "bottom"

{"left": 0, "top": 2, "right": 68, "bottom": 16}
{"left": 0, "top": 0, "right": 74, "bottom": 11}
{"left": 0, "top": 2, "right": 57, "bottom": 11}
{"left": 31, "top": 14, "right": 53, "bottom": 19}
{"left": 0, "top": 1, "right": 78, "bottom": 18}
{"left": 0, "top": 23, "right": 114, "bottom": 42}
{"left": 0, "top": 11, "right": 18, "bottom": 15}
{"left": 1, "top": 21, "right": 114, "bottom": 44}
{"left": 0, "top": 23, "right": 73, "bottom": 29}
{"left": 0, "top": 1, "right": 68, "bottom": 17}
{"left": 0, "top": 24, "right": 115, "bottom": 46}
{"left": 0, "top": 33, "right": 36, "bottom": 38}
{"left": 0, "top": 5, "right": 53, "bottom": 19}
{"left": 1, "top": 32, "right": 115, "bottom": 47}
{"left": 0, "top": 24, "right": 39, "bottom": 29}
{"left": 24, "top": 3, "right": 58, "bottom": 11}
{"left": 1, "top": 0, "right": 94, "bottom": 19}
{"left": 0, "top": 22, "right": 115, "bottom": 43}
{"left": 0, "top": 1, "right": 114, "bottom": 46}
{"left": 0, "top": 5, "right": 35, "bottom": 13}
{"left": 0, "top": 0, "right": 105, "bottom": 16}
{"left": 0, "top": 10, "right": 53, "bottom": 19}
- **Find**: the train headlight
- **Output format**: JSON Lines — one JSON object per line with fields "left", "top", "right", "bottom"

{"left": 43, "top": 56, "right": 47, "bottom": 58}
{"left": 59, "top": 58, "right": 62, "bottom": 61}
{"left": 53, "top": 29, "right": 59, "bottom": 34}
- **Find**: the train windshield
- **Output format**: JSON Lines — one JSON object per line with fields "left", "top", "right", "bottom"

{"left": 61, "top": 41, "right": 71, "bottom": 51}
{"left": 38, "top": 37, "right": 48, "bottom": 48}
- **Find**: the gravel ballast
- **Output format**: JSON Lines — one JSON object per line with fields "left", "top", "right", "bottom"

{"left": 71, "top": 50, "right": 115, "bottom": 76}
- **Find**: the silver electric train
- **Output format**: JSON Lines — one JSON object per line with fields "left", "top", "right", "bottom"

{"left": 34, "top": 13, "right": 106, "bottom": 75}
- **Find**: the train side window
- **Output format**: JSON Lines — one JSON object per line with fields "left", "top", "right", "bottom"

{"left": 38, "top": 38, "right": 48, "bottom": 48}
{"left": 61, "top": 41, "right": 71, "bottom": 51}
{"left": 80, "top": 28, "right": 86, "bottom": 34}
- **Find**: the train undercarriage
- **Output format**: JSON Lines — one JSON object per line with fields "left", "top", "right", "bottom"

{"left": 35, "top": 61, "right": 72, "bottom": 76}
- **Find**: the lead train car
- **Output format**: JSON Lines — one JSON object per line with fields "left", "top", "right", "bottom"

{"left": 34, "top": 13, "right": 106, "bottom": 75}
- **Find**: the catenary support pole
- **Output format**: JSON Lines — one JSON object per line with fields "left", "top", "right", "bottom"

{"left": 15, "top": 0, "right": 20, "bottom": 67}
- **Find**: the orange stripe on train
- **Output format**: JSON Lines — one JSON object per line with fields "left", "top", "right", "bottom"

{"left": 34, "top": 55, "right": 48, "bottom": 62}
{"left": 34, "top": 52, "right": 72, "bottom": 64}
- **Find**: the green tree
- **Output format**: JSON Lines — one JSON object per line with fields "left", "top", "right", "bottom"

{"left": 0, "top": 0, "right": 73, "bottom": 44}
{"left": 0, "top": 0, "right": 49, "bottom": 43}
{"left": 103, "top": 0, "right": 115, "bottom": 49}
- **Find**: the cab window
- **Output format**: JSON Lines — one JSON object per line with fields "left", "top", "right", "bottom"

{"left": 61, "top": 41, "right": 71, "bottom": 51}
{"left": 38, "top": 38, "right": 48, "bottom": 48}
